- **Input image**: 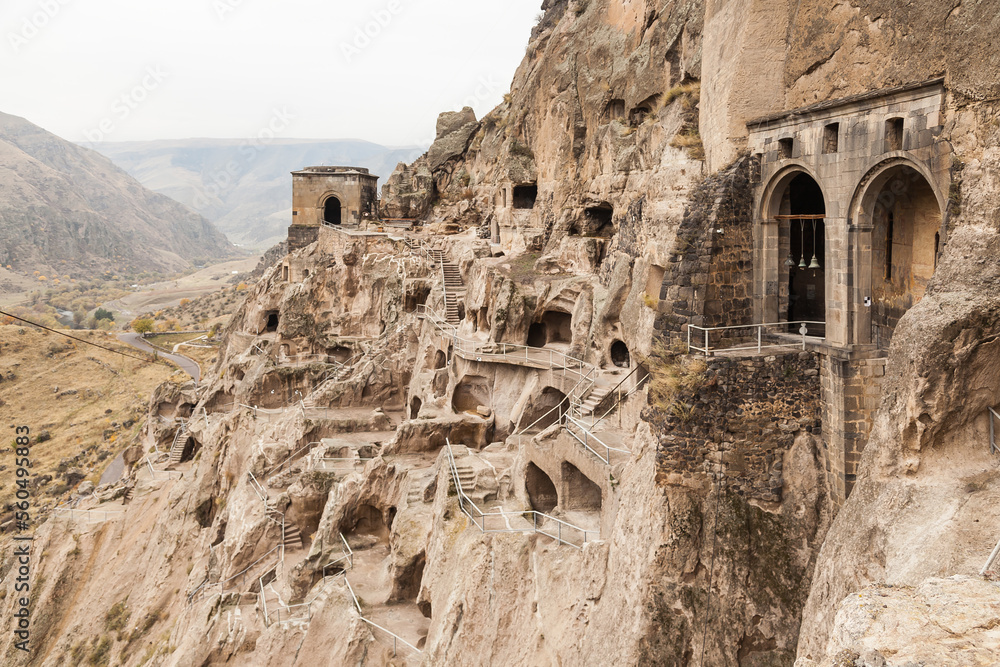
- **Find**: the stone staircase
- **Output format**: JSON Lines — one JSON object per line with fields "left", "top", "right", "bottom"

{"left": 576, "top": 383, "right": 614, "bottom": 417}
{"left": 282, "top": 521, "right": 303, "bottom": 551}
{"left": 442, "top": 260, "right": 465, "bottom": 325}
{"left": 449, "top": 461, "right": 476, "bottom": 493}
{"left": 167, "top": 423, "right": 190, "bottom": 466}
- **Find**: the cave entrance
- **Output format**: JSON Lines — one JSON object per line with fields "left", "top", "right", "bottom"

{"left": 323, "top": 196, "right": 342, "bottom": 225}
{"left": 525, "top": 462, "right": 557, "bottom": 513}
{"left": 264, "top": 311, "right": 279, "bottom": 333}
{"left": 610, "top": 340, "right": 630, "bottom": 368}
{"left": 526, "top": 322, "right": 547, "bottom": 348}
{"left": 584, "top": 203, "right": 614, "bottom": 237}
{"left": 410, "top": 397, "right": 422, "bottom": 420}
{"left": 864, "top": 165, "right": 942, "bottom": 349}
{"left": 390, "top": 550, "right": 426, "bottom": 603}
{"left": 433, "top": 349, "right": 447, "bottom": 369}
{"left": 452, "top": 375, "right": 491, "bottom": 414}
{"left": 520, "top": 386, "right": 567, "bottom": 431}
{"left": 513, "top": 184, "right": 538, "bottom": 209}
{"left": 541, "top": 310, "right": 572, "bottom": 344}
{"left": 341, "top": 503, "right": 389, "bottom": 545}
{"left": 776, "top": 173, "right": 826, "bottom": 328}
{"left": 561, "top": 461, "right": 602, "bottom": 511}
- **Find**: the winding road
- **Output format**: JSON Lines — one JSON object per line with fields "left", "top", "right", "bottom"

{"left": 118, "top": 333, "right": 201, "bottom": 383}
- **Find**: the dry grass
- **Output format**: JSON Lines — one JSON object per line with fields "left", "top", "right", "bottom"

{"left": 0, "top": 326, "right": 177, "bottom": 514}
{"left": 641, "top": 338, "right": 707, "bottom": 415}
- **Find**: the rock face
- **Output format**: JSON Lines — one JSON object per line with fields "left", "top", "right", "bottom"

{"left": 4, "top": 1, "right": 1000, "bottom": 666}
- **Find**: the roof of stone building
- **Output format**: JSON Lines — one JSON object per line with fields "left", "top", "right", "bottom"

{"left": 291, "top": 166, "right": 378, "bottom": 177}
{"left": 747, "top": 77, "right": 946, "bottom": 129}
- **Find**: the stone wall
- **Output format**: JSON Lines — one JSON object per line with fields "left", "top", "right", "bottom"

{"left": 653, "top": 351, "right": 821, "bottom": 503}
{"left": 654, "top": 154, "right": 755, "bottom": 340}
{"left": 819, "top": 354, "right": 887, "bottom": 504}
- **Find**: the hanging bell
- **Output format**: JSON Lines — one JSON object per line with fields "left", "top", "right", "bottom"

{"left": 798, "top": 255, "right": 807, "bottom": 269}
{"left": 785, "top": 253, "right": 796, "bottom": 268}
{"left": 808, "top": 219, "right": 821, "bottom": 269}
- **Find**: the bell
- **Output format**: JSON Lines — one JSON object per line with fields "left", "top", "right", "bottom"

{"left": 808, "top": 255, "right": 820, "bottom": 269}
{"left": 798, "top": 256, "right": 807, "bottom": 269}
{"left": 785, "top": 253, "right": 796, "bottom": 268}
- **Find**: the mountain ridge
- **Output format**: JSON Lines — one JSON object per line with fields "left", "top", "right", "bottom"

{"left": 0, "top": 111, "right": 238, "bottom": 279}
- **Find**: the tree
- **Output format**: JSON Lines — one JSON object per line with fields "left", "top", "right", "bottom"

{"left": 131, "top": 317, "right": 155, "bottom": 335}
{"left": 94, "top": 308, "right": 115, "bottom": 322}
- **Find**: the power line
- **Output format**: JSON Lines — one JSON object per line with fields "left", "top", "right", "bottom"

{"left": 0, "top": 309, "right": 156, "bottom": 364}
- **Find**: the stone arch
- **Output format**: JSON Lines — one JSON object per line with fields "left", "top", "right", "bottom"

{"left": 758, "top": 167, "right": 830, "bottom": 327}
{"left": 322, "top": 194, "right": 342, "bottom": 225}
{"left": 452, "top": 375, "right": 491, "bottom": 414}
{"left": 540, "top": 310, "right": 572, "bottom": 344}
{"left": 849, "top": 158, "right": 944, "bottom": 347}
{"left": 525, "top": 462, "right": 557, "bottom": 513}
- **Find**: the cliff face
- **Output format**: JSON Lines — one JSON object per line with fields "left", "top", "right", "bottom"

{"left": 4, "top": 1, "right": 1000, "bottom": 666}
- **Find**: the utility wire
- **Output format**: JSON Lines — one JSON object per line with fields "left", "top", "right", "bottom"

{"left": 0, "top": 309, "right": 156, "bottom": 364}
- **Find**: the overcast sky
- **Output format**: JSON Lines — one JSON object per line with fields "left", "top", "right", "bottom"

{"left": 0, "top": 0, "right": 541, "bottom": 147}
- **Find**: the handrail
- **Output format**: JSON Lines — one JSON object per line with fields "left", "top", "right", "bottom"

{"left": 563, "top": 414, "right": 631, "bottom": 465}
{"left": 264, "top": 441, "right": 322, "bottom": 481}
{"left": 575, "top": 365, "right": 651, "bottom": 430}
{"left": 344, "top": 578, "right": 423, "bottom": 656}
{"left": 687, "top": 321, "right": 826, "bottom": 356}
{"left": 188, "top": 544, "right": 282, "bottom": 604}
{"left": 247, "top": 471, "right": 270, "bottom": 506}
{"left": 144, "top": 456, "right": 183, "bottom": 481}
{"left": 52, "top": 507, "right": 124, "bottom": 523}
{"left": 445, "top": 439, "right": 593, "bottom": 548}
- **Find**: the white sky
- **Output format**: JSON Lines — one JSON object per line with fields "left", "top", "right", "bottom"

{"left": 0, "top": 0, "right": 541, "bottom": 147}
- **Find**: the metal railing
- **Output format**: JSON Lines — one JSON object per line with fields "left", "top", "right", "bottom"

{"left": 276, "top": 352, "right": 343, "bottom": 368}
{"left": 563, "top": 414, "right": 631, "bottom": 465}
{"left": 344, "top": 578, "right": 423, "bottom": 657}
{"left": 52, "top": 507, "right": 124, "bottom": 523}
{"left": 312, "top": 456, "right": 374, "bottom": 472}
{"left": 264, "top": 441, "right": 322, "bottom": 482}
{"left": 145, "top": 456, "right": 184, "bottom": 481}
{"left": 573, "top": 365, "right": 651, "bottom": 431}
{"left": 261, "top": 533, "right": 355, "bottom": 626}
{"left": 445, "top": 439, "right": 594, "bottom": 548}
{"left": 188, "top": 544, "right": 282, "bottom": 605}
{"left": 687, "top": 321, "right": 826, "bottom": 356}
{"left": 419, "top": 306, "right": 598, "bottom": 401}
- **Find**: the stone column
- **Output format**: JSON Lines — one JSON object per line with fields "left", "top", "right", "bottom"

{"left": 824, "top": 217, "right": 849, "bottom": 347}
{"left": 755, "top": 219, "right": 780, "bottom": 323}
{"left": 851, "top": 224, "right": 874, "bottom": 345}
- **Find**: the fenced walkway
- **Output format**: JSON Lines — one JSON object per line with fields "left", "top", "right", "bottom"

{"left": 446, "top": 440, "right": 595, "bottom": 548}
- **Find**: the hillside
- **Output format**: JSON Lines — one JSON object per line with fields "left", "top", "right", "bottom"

{"left": 0, "top": 112, "right": 237, "bottom": 280}
{"left": 95, "top": 139, "right": 425, "bottom": 250}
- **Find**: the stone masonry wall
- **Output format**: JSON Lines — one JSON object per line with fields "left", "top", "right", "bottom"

{"left": 819, "top": 354, "right": 887, "bottom": 504}
{"left": 654, "top": 154, "right": 755, "bottom": 341}
{"left": 654, "top": 351, "right": 821, "bottom": 503}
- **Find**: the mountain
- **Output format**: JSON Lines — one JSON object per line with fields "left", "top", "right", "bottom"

{"left": 94, "top": 139, "right": 426, "bottom": 250}
{"left": 0, "top": 112, "right": 237, "bottom": 279}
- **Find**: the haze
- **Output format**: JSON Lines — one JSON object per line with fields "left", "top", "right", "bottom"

{"left": 0, "top": 0, "right": 541, "bottom": 147}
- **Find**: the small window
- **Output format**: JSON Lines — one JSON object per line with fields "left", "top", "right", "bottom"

{"left": 822, "top": 123, "right": 840, "bottom": 154}
{"left": 886, "top": 118, "right": 904, "bottom": 152}
{"left": 513, "top": 184, "right": 538, "bottom": 209}
{"left": 778, "top": 138, "right": 794, "bottom": 160}
{"left": 934, "top": 232, "right": 940, "bottom": 269}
